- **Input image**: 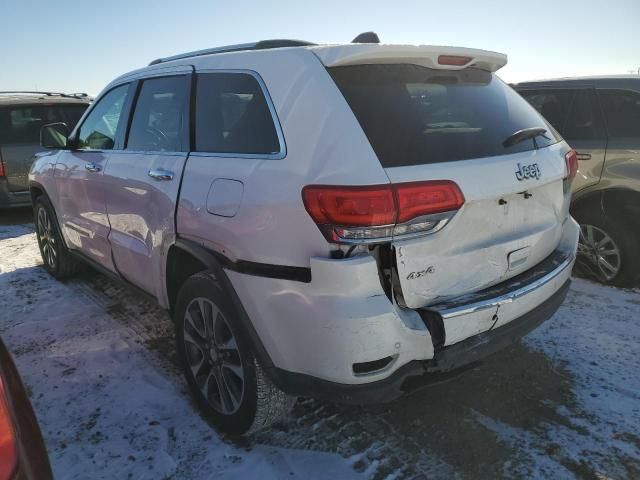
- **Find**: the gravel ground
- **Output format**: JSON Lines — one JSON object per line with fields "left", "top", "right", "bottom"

{"left": 1, "top": 210, "right": 639, "bottom": 479}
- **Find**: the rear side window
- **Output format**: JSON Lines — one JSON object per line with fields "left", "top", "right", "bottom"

{"left": 127, "top": 76, "right": 189, "bottom": 152}
{"left": 598, "top": 89, "right": 640, "bottom": 140}
{"left": 329, "top": 64, "right": 560, "bottom": 167}
{"left": 562, "top": 90, "right": 605, "bottom": 141}
{"left": 518, "top": 90, "right": 573, "bottom": 135}
{"left": 0, "top": 104, "right": 87, "bottom": 145}
{"left": 78, "top": 84, "right": 130, "bottom": 150}
{"left": 195, "top": 72, "right": 280, "bottom": 155}
{"left": 520, "top": 89, "right": 605, "bottom": 141}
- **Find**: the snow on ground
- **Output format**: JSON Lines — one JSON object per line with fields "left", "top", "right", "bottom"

{"left": 1, "top": 219, "right": 639, "bottom": 479}
{"left": 0, "top": 224, "right": 361, "bottom": 480}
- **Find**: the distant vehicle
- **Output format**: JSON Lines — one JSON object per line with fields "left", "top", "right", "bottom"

{"left": 30, "top": 34, "right": 578, "bottom": 435}
{"left": 0, "top": 337, "right": 53, "bottom": 479}
{"left": 515, "top": 77, "right": 640, "bottom": 286}
{"left": 0, "top": 92, "right": 90, "bottom": 208}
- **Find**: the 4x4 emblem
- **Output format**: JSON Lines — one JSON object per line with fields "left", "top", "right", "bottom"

{"left": 515, "top": 162, "right": 541, "bottom": 181}
{"left": 406, "top": 266, "right": 435, "bottom": 280}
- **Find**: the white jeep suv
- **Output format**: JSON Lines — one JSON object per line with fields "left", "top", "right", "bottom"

{"left": 30, "top": 35, "right": 579, "bottom": 435}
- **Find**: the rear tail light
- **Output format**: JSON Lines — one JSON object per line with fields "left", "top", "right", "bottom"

{"left": 0, "top": 152, "right": 5, "bottom": 178}
{"left": 302, "top": 181, "right": 464, "bottom": 244}
{"left": 437, "top": 55, "right": 472, "bottom": 66}
{"left": 0, "top": 378, "right": 17, "bottom": 480}
{"left": 564, "top": 150, "right": 578, "bottom": 181}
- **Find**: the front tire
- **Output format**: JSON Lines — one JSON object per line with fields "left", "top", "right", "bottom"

{"left": 174, "top": 272, "right": 294, "bottom": 435}
{"left": 34, "top": 196, "right": 82, "bottom": 279}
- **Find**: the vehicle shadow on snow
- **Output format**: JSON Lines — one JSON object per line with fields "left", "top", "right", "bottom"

{"left": 255, "top": 343, "right": 582, "bottom": 479}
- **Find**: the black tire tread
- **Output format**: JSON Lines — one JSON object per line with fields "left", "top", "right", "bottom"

{"left": 34, "top": 195, "right": 83, "bottom": 279}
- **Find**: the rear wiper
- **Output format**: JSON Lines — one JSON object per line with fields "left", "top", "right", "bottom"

{"left": 503, "top": 127, "right": 549, "bottom": 149}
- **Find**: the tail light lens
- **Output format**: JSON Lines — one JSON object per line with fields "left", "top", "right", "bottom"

{"left": 0, "top": 152, "right": 5, "bottom": 178}
{"left": 302, "top": 181, "right": 464, "bottom": 244}
{"left": 564, "top": 150, "right": 578, "bottom": 181}
{"left": 0, "top": 378, "right": 17, "bottom": 480}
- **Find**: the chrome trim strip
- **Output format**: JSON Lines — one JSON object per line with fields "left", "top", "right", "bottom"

{"left": 327, "top": 211, "right": 456, "bottom": 245}
{"left": 432, "top": 253, "right": 574, "bottom": 319}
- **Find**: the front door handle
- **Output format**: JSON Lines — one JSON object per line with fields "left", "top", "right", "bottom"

{"left": 576, "top": 152, "right": 592, "bottom": 161}
{"left": 85, "top": 162, "right": 101, "bottom": 173}
{"left": 148, "top": 169, "right": 174, "bottom": 181}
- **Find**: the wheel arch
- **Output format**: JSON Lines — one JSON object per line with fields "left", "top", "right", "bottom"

{"left": 29, "top": 180, "right": 48, "bottom": 203}
{"left": 166, "top": 238, "right": 277, "bottom": 372}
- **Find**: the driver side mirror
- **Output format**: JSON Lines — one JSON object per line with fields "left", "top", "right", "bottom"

{"left": 40, "top": 123, "right": 72, "bottom": 149}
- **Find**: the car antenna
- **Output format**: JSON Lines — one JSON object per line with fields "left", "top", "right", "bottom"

{"left": 351, "top": 32, "right": 380, "bottom": 43}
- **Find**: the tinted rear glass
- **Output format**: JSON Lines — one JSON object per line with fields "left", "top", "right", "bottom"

{"left": 598, "top": 89, "right": 640, "bottom": 140}
{"left": 329, "top": 65, "right": 560, "bottom": 167}
{"left": 195, "top": 72, "right": 280, "bottom": 155}
{"left": 0, "top": 104, "right": 87, "bottom": 144}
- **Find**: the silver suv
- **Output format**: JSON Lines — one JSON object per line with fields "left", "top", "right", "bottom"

{"left": 30, "top": 38, "right": 578, "bottom": 435}
{"left": 0, "top": 92, "right": 89, "bottom": 208}
{"left": 515, "top": 77, "right": 640, "bottom": 286}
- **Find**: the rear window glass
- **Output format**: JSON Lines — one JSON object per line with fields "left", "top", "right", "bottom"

{"left": 329, "top": 65, "right": 560, "bottom": 167}
{"left": 195, "top": 72, "right": 280, "bottom": 155}
{"left": 0, "top": 104, "right": 87, "bottom": 144}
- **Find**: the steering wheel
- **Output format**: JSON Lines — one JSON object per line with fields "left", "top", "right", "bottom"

{"left": 144, "top": 127, "right": 168, "bottom": 150}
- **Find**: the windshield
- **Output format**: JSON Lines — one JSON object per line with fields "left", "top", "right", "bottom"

{"left": 329, "top": 64, "right": 560, "bottom": 167}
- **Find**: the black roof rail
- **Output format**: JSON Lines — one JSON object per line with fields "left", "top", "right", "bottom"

{"left": 149, "top": 39, "right": 316, "bottom": 66}
{"left": 0, "top": 91, "right": 89, "bottom": 99}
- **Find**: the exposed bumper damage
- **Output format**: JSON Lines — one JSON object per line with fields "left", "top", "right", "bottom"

{"left": 228, "top": 217, "right": 579, "bottom": 398}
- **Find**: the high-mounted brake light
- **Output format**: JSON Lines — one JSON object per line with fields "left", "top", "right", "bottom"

{"left": 564, "top": 150, "right": 578, "bottom": 181}
{"left": 437, "top": 55, "right": 472, "bottom": 66}
{"left": 0, "top": 378, "right": 17, "bottom": 480}
{"left": 302, "top": 181, "right": 464, "bottom": 244}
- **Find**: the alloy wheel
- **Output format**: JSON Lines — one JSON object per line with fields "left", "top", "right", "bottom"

{"left": 37, "top": 207, "right": 57, "bottom": 268}
{"left": 183, "top": 297, "right": 244, "bottom": 415}
{"left": 577, "top": 224, "right": 621, "bottom": 282}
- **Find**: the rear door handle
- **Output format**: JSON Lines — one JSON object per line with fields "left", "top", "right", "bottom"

{"left": 148, "top": 169, "right": 174, "bottom": 181}
{"left": 85, "top": 162, "right": 101, "bottom": 173}
{"left": 576, "top": 152, "right": 592, "bottom": 161}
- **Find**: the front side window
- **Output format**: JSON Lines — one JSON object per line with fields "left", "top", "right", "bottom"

{"left": 127, "top": 76, "right": 189, "bottom": 152}
{"left": 0, "top": 104, "right": 87, "bottom": 145}
{"left": 598, "top": 89, "right": 640, "bottom": 140}
{"left": 195, "top": 72, "right": 280, "bottom": 155}
{"left": 329, "top": 64, "right": 560, "bottom": 167}
{"left": 78, "top": 84, "right": 130, "bottom": 150}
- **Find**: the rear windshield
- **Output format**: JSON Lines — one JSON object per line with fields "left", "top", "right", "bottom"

{"left": 329, "top": 65, "right": 560, "bottom": 167}
{"left": 0, "top": 104, "right": 88, "bottom": 145}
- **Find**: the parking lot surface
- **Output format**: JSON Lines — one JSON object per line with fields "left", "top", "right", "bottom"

{"left": 1, "top": 209, "right": 639, "bottom": 479}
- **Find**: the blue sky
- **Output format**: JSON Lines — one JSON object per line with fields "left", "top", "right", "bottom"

{"left": 1, "top": 0, "right": 638, "bottom": 95}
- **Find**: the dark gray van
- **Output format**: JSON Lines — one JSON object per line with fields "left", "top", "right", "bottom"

{"left": 0, "top": 92, "right": 89, "bottom": 208}
{"left": 515, "top": 76, "right": 640, "bottom": 286}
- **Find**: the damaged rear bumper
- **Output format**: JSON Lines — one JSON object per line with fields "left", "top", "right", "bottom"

{"left": 273, "top": 276, "right": 571, "bottom": 404}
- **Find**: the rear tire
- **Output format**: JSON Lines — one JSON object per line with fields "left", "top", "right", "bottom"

{"left": 174, "top": 272, "right": 295, "bottom": 435}
{"left": 34, "top": 196, "right": 83, "bottom": 279}
{"left": 574, "top": 210, "right": 638, "bottom": 287}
